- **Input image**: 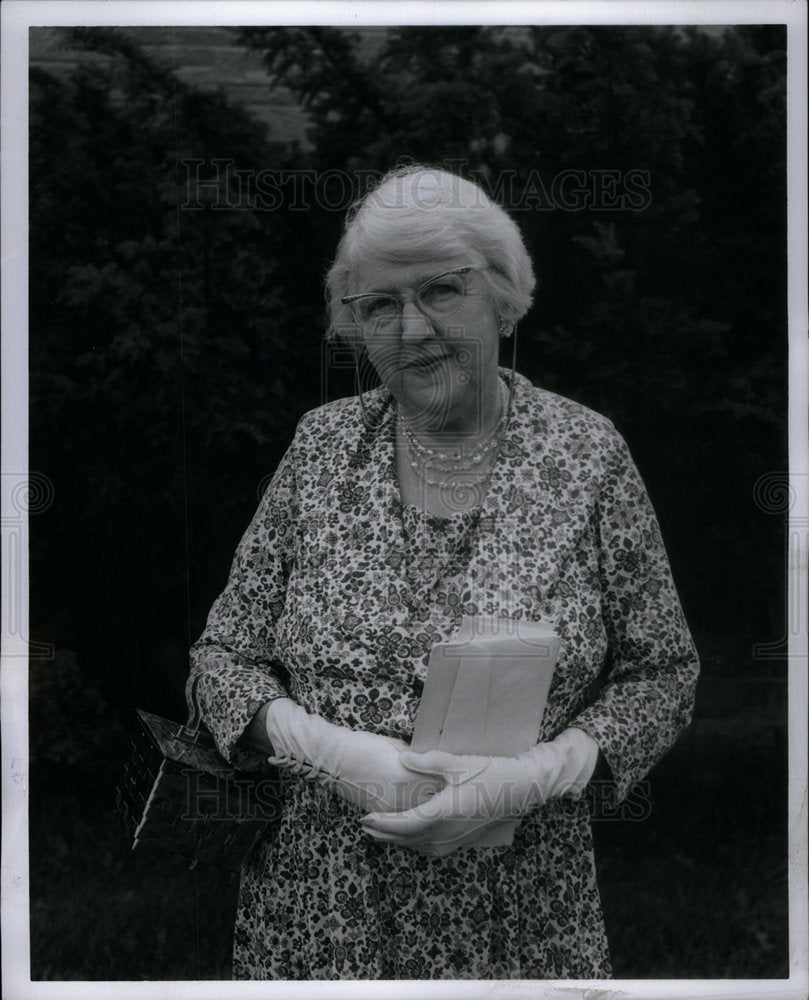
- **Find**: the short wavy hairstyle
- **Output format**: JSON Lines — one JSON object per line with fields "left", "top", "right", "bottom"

{"left": 325, "top": 165, "right": 536, "bottom": 343}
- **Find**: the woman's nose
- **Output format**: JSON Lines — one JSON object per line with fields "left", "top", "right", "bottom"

{"left": 400, "top": 301, "right": 434, "bottom": 342}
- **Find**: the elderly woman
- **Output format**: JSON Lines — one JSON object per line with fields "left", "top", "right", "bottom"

{"left": 189, "top": 165, "right": 699, "bottom": 980}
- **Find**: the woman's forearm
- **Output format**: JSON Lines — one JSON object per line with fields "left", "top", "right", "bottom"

{"left": 239, "top": 701, "right": 275, "bottom": 755}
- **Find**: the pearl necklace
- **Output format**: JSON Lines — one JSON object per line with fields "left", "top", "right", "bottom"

{"left": 400, "top": 380, "right": 509, "bottom": 485}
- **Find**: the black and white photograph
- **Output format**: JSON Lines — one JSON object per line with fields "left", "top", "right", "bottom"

{"left": 2, "top": 1, "right": 807, "bottom": 996}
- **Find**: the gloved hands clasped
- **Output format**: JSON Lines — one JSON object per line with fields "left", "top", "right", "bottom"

{"left": 360, "top": 727, "right": 600, "bottom": 856}
{"left": 266, "top": 700, "right": 599, "bottom": 855}
{"left": 265, "top": 698, "right": 441, "bottom": 813}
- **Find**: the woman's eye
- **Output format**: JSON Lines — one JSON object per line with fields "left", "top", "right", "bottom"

{"left": 361, "top": 297, "right": 397, "bottom": 321}
{"left": 420, "top": 280, "right": 463, "bottom": 308}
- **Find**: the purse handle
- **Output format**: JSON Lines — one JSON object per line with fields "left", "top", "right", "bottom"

{"left": 183, "top": 673, "right": 203, "bottom": 736}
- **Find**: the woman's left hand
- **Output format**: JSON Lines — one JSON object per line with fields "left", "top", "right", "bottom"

{"left": 360, "top": 728, "right": 599, "bottom": 856}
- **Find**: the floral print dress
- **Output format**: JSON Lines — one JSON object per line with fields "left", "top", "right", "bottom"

{"left": 190, "top": 369, "right": 699, "bottom": 980}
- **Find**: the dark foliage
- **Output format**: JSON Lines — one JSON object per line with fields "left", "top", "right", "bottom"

{"left": 31, "top": 26, "right": 786, "bottom": 711}
{"left": 238, "top": 24, "right": 787, "bottom": 644}
{"left": 31, "top": 29, "right": 321, "bottom": 712}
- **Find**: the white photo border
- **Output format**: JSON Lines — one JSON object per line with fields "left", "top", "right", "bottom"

{"left": 2, "top": 2, "right": 806, "bottom": 999}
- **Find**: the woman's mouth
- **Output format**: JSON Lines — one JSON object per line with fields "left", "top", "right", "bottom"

{"left": 407, "top": 353, "right": 452, "bottom": 373}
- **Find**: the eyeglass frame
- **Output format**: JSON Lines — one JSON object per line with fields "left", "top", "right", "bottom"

{"left": 340, "top": 264, "right": 489, "bottom": 327}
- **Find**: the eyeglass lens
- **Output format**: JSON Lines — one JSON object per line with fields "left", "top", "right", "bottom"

{"left": 353, "top": 272, "right": 467, "bottom": 326}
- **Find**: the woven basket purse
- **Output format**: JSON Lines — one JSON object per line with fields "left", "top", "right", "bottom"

{"left": 115, "top": 675, "right": 280, "bottom": 875}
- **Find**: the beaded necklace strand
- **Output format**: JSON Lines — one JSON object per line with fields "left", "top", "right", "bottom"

{"left": 399, "top": 378, "right": 509, "bottom": 487}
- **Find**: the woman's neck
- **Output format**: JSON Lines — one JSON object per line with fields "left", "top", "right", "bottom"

{"left": 398, "top": 374, "right": 504, "bottom": 446}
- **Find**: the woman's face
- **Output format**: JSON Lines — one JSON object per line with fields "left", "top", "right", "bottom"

{"left": 348, "top": 255, "right": 501, "bottom": 430}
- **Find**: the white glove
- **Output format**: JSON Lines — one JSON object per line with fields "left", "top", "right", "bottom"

{"left": 265, "top": 698, "right": 441, "bottom": 813}
{"left": 360, "top": 727, "right": 599, "bottom": 856}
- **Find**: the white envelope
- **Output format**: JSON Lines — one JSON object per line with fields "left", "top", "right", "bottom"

{"left": 410, "top": 616, "right": 560, "bottom": 848}
{"left": 412, "top": 615, "right": 560, "bottom": 756}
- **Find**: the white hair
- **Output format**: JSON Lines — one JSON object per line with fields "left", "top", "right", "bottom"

{"left": 325, "top": 165, "right": 536, "bottom": 342}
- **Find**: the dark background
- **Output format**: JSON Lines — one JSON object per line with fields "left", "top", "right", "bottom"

{"left": 27, "top": 25, "right": 788, "bottom": 979}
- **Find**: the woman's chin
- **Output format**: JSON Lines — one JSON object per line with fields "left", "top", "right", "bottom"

{"left": 399, "top": 389, "right": 476, "bottom": 433}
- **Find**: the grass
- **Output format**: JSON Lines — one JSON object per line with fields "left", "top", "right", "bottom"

{"left": 592, "top": 725, "right": 789, "bottom": 978}
{"left": 29, "top": 781, "right": 237, "bottom": 980}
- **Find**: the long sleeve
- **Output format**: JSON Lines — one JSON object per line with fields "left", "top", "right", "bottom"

{"left": 189, "top": 440, "right": 298, "bottom": 769}
{"left": 572, "top": 428, "right": 699, "bottom": 803}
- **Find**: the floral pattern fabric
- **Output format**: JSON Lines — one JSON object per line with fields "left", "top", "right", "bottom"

{"left": 190, "top": 369, "right": 699, "bottom": 979}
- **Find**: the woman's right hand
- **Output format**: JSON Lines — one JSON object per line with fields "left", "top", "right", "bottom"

{"left": 265, "top": 698, "right": 442, "bottom": 813}
{"left": 361, "top": 728, "right": 600, "bottom": 856}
